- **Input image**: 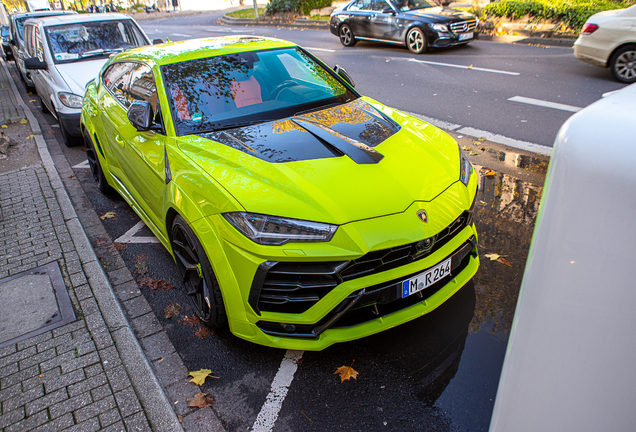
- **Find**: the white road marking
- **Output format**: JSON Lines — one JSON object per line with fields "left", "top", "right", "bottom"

{"left": 304, "top": 47, "right": 336, "bottom": 52}
{"left": 409, "top": 58, "right": 520, "bottom": 76}
{"left": 206, "top": 27, "right": 236, "bottom": 33}
{"left": 252, "top": 350, "right": 304, "bottom": 432}
{"left": 73, "top": 159, "right": 90, "bottom": 169}
{"left": 115, "top": 221, "right": 161, "bottom": 244}
{"left": 455, "top": 126, "right": 553, "bottom": 156}
{"left": 171, "top": 33, "right": 192, "bottom": 37}
{"left": 508, "top": 96, "right": 582, "bottom": 113}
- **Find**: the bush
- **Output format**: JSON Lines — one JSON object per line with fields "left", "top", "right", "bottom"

{"left": 483, "top": 0, "right": 633, "bottom": 31}
{"left": 266, "top": 0, "right": 332, "bottom": 16}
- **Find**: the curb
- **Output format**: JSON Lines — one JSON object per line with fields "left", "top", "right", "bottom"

{"left": 0, "top": 60, "right": 185, "bottom": 432}
{"left": 479, "top": 34, "right": 575, "bottom": 47}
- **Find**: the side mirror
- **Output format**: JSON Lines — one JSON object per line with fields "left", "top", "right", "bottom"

{"left": 9, "top": 39, "right": 16, "bottom": 46}
{"left": 152, "top": 38, "right": 164, "bottom": 45}
{"left": 382, "top": 7, "right": 395, "bottom": 14}
{"left": 333, "top": 65, "right": 355, "bottom": 88}
{"left": 24, "top": 56, "right": 47, "bottom": 70}
{"left": 128, "top": 100, "right": 152, "bottom": 131}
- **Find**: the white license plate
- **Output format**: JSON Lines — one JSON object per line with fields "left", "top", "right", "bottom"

{"left": 401, "top": 258, "right": 451, "bottom": 298}
{"left": 459, "top": 32, "right": 473, "bottom": 41}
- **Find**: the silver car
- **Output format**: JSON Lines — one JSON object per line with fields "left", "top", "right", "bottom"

{"left": 23, "top": 13, "right": 152, "bottom": 146}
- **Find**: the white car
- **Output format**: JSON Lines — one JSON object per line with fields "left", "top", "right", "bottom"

{"left": 573, "top": 5, "right": 636, "bottom": 83}
{"left": 23, "top": 13, "right": 153, "bottom": 146}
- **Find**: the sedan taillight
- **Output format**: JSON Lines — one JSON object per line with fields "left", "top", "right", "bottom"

{"left": 581, "top": 23, "right": 599, "bottom": 35}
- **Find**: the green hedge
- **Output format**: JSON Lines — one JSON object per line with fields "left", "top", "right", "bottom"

{"left": 266, "top": 0, "right": 332, "bottom": 16}
{"left": 483, "top": 0, "right": 633, "bottom": 31}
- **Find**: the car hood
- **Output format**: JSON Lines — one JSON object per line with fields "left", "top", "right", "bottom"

{"left": 178, "top": 98, "right": 461, "bottom": 225}
{"left": 55, "top": 59, "right": 109, "bottom": 97}
{"left": 405, "top": 7, "right": 475, "bottom": 22}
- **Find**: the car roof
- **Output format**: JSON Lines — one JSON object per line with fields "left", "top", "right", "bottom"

{"left": 11, "top": 11, "right": 76, "bottom": 19}
{"left": 115, "top": 36, "right": 298, "bottom": 66}
{"left": 26, "top": 13, "right": 135, "bottom": 26}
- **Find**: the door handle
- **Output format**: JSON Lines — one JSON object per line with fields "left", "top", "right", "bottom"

{"left": 115, "top": 135, "right": 125, "bottom": 147}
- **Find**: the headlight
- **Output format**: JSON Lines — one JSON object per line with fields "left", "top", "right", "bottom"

{"left": 58, "top": 92, "right": 83, "bottom": 108}
{"left": 431, "top": 23, "right": 449, "bottom": 33}
{"left": 459, "top": 146, "right": 473, "bottom": 187}
{"left": 223, "top": 212, "right": 338, "bottom": 246}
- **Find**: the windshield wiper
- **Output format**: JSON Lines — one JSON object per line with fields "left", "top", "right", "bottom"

{"left": 80, "top": 48, "right": 123, "bottom": 58}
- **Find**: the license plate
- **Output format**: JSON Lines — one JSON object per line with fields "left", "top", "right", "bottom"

{"left": 459, "top": 32, "right": 473, "bottom": 41}
{"left": 401, "top": 258, "right": 451, "bottom": 298}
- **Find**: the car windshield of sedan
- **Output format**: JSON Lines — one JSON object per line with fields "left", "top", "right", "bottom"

{"left": 393, "top": 0, "right": 435, "bottom": 12}
{"left": 161, "top": 47, "right": 358, "bottom": 136}
{"left": 45, "top": 20, "right": 147, "bottom": 63}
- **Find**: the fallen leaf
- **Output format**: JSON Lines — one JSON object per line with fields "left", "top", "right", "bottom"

{"left": 67, "top": 174, "right": 75, "bottom": 179}
{"left": 180, "top": 315, "right": 202, "bottom": 327}
{"left": 484, "top": 253, "right": 500, "bottom": 261}
{"left": 28, "top": 92, "right": 32, "bottom": 95}
{"left": 100, "top": 211, "right": 117, "bottom": 220}
{"left": 334, "top": 365, "right": 359, "bottom": 383}
{"left": 188, "top": 369, "right": 219, "bottom": 386}
{"left": 187, "top": 392, "right": 215, "bottom": 410}
{"left": 470, "top": 151, "right": 479, "bottom": 156}
{"left": 497, "top": 257, "right": 513, "bottom": 267}
{"left": 178, "top": 415, "right": 183, "bottom": 423}
{"left": 26, "top": 135, "right": 34, "bottom": 139}
{"left": 481, "top": 147, "right": 486, "bottom": 151}
{"left": 146, "top": 278, "right": 174, "bottom": 291}
{"left": 164, "top": 302, "right": 182, "bottom": 319}
{"left": 29, "top": 99, "right": 36, "bottom": 102}
{"left": 195, "top": 326, "right": 214, "bottom": 339}
{"left": 137, "top": 276, "right": 153, "bottom": 288}
{"left": 473, "top": 141, "right": 481, "bottom": 146}
{"left": 468, "top": 64, "right": 473, "bottom": 69}
{"left": 95, "top": 237, "right": 108, "bottom": 246}
{"left": 480, "top": 168, "right": 496, "bottom": 177}
{"left": 108, "top": 242, "right": 127, "bottom": 252}
{"left": 1, "top": 125, "right": 7, "bottom": 129}
{"left": 461, "top": 146, "right": 471, "bottom": 151}
{"left": 133, "top": 254, "right": 149, "bottom": 276}
{"left": 478, "top": 137, "right": 487, "bottom": 141}
{"left": 19, "top": 119, "right": 27, "bottom": 124}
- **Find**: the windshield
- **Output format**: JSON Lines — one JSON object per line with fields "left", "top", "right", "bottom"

{"left": 45, "top": 20, "right": 148, "bottom": 63}
{"left": 162, "top": 47, "right": 357, "bottom": 136}
{"left": 393, "top": 0, "right": 435, "bottom": 12}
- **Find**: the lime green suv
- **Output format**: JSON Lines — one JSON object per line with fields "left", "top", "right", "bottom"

{"left": 80, "top": 36, "right": 479, "bottom": 350}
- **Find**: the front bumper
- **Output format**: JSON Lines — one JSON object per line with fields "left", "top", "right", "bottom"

{"left": 432, "top": 30, "right": 479, "bottom": 48}
{"left": 58, "top": 112, "right": 82, "bottom": 137}
{"left": 197, "top": 180, "right": 479, "bottom": 350}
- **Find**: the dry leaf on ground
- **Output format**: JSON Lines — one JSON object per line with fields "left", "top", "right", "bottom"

{"left": 137, "top": 277, "right": 153, "bottom": 287}
{"left": 195, "top": 326, "right": 214, "bottom": 339}
{"left": 470, "top": 151, "right": 479, "bottom": 156}
{"left": 461, "top": 146, "right": 471, "bottom": 151}
{"left": 108, "top": 242, "right": 127, "bottom": 252}
{"left": 100, "top": 211, "right": 117, "bottom": 220}
{"left": 180, "top": 315, "right": 202, "bottom": 327}
{"left": 187, "top": 392, "right": 215, "bottom": 409}
{"left": 497, "top": 257, "right": 513, "bottom": 267}
{"left": 484, "top": 253, "right": 500, "bottom": 261}
{"left": 188, "top": 369, "right": 219, "bottom": 386}
{"left": 478, "top": 137, "right": 487, "bottom": 141}
{"left": 334, "top": 365, "right": 359, "bottom": 383}
{"left": 133, "top": 254, "right": 149, "bottom": 276}
{"left": 480, "top": 168, "right": 496, "bottom": 177}
{"left": 164, "top": 303, "right": 182, "bottom": 319}
{"left": 19, "top": 118, "right": 27, "bottom": 124}
{"left": 484, "top": 253, "right": 512, "bottom": 267}
{"left": 95, "top": 237, "right": 108, "bottom": 246}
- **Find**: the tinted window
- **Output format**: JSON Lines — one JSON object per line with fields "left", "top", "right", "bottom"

{"left": 45, "top": 20, "right": 147, "bottom": 63}
{"left": 127, "top": 64, "right": 162, "bottom": 127}
{"left": 348, "top": 0, "right": 372, "bottom": 11}
{"left": 392, "top": 0, "right": 435, "bottom": 12}
{"left": 161, "top": 47, "right": 357, "bottom": 136}
{"left": 102, "top": 62, "right": 136, "bottom": 107}
{"left": 372, "top": 0, "right": 391, "bottom": 11}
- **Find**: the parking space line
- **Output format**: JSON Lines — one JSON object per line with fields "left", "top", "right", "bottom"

{"left": 73, "top": 160, "right": 90, "bottom": 169}
{"left": 171, "top": 33, "right": 192, "bottom": 37}
{"left": 115, "top": 221, "right": 161, "bottom": 244}
{"left": 252, "top": 350, "right": 304, "bottom": 432}
{"left": 508, "top": 96, "right": 582, "bottom": 113}
{"left": 409, "top": 58, "right": 520, "bottom": 75}
{"left": 304, "top": 47, "right": 336, "bottom": 52}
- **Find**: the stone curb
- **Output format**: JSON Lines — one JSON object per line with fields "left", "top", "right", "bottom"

{"left": 479, "top": 34, "right": 575, "bottom": 47}
{"left": 0, "top": 59, "right": 185, "bottom": 431}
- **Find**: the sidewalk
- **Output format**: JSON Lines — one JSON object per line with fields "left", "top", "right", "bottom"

{"left": 0, "top": 59, "right": 185, "bottom": 430}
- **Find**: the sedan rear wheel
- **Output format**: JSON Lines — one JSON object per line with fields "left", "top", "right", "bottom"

{"left": 407, "top": 27, "right": 427, "bottom": 54}
{"left": 610, "top": 45, "right": 636, "bottom": 84}
{"left": 339, "top": 24, "right": 357, "bottom": 47}
{"left": 171, "top": 215, "right": 227, "bottom": 329}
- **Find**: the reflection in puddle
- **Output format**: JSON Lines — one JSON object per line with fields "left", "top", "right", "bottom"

{"left": 485, "top": 149, "right": 550, "bottom": 175}
{"left": 471, "top": 171, "right": 543, "bottom": 335}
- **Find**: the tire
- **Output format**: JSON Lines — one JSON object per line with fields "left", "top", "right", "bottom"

{"left": 609, "top": 45, "right": 636, "bottom": 84}
{"left": 57, "top": 111, "right": 80, "bottom": 147}
{"left": 171, "top": 215, "right": 227, "bottom": 329}
{"left": 406, "top": 27, "right": 427, "bottom": 54}
{"left": 83, "top": 128, "right": 110, "bottom": 194}
{"left": 339, "top": 24, "right": 357, "bottom": 47}
{"left": 38, "top": 94, "right": 50, "bottom": 114}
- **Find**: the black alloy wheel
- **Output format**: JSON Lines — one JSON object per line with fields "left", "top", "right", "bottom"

{"left": 171, "top": 215, "right": 227, "bottom": 328}
{"left": 83, "top": 129, "right": 110, "bottom": 194}
{"left": 610, "top": 45, "right": 636, "bottom": 84}
{"left": 339, "top": 24, "right": 357, "bottom": 47}
{"left": 407, "top": 27, "right": 427, "bottom": 54}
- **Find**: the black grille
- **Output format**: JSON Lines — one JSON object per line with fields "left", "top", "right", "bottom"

{"left": 449, "top": 20, "right": 477, "bottom": 34}
{"left": 250, "top": 211, "right": 473, "bottom": 314}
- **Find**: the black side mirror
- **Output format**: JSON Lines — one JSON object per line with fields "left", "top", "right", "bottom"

{"left": 24, "top": 56, "right": 47, "bottom": 70}
{"left": 333, "top": 65, "right": 355, "bottom": 88}
{"left": 152, "top": 38, "right": 164, "bottom": 45}
{"left": 382, "top": 7, "right": 395, "bottom": 14}
{"left": 9, "top": 39, "right": 16, "bottom": 46}
{"left": 128, "top": 100, "right": 152, "bottom": 131}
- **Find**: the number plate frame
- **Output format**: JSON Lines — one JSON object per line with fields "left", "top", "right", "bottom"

{"left": 400, "top": 258, "right": 452, "bottom": 298}
{"left": 459, "top": 32, "right": 473, "bottom": 41}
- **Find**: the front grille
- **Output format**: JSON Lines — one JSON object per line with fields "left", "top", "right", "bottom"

{"left": 250, "top": 211, "right": 473, "bottom": 315}
{"left": 256, "top": 237, "right": 476, "bottom": 338}
{"left": 449, "top": 20, "right": 477, "bottom": 34}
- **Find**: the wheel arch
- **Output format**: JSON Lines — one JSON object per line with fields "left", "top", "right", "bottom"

{"left": 404, "top": 22, "right": 436, "bottom": 46}
{"left": 607, "top": 42, "right": 636, "bottom": 67}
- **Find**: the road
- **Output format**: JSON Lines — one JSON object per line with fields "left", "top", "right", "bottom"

{"left": 8, "top": 11, "right": 601, "bottom": 431}
{"left": 137, "top": 12, "right": 627, "bottom": 148}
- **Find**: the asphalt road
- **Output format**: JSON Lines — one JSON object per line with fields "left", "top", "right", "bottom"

{"left": 137, "top": 12, "right": 628, "bottom": 148}
{"left": 8, "top": 13, "right": 583, "bottom": 431}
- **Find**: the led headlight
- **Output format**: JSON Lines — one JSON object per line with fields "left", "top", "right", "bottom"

{"left": 58, "top": 92, "right": 83, "bottom": 108}
{"left": 223, "top": 212, "right": 338, "bottom": 246}
{"left": 431, "top": 23, "right": 449, "bottom": 33}
{"left": 459, "top": 146, "right": 473, "bottom": 186}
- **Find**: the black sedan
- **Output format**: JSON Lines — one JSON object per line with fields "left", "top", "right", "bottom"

{"left": 330, "top": 0, "right": 478, "bottom": 54}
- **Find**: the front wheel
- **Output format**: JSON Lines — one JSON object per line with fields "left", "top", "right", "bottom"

{"left": 339, "top": 24, "right": 357, "bottom": 47}
{"left": 406, "top": 27, "right": 427, "bottom": 54}
{"left": 610, "top": 45, "right": 636, "bottom": 84}
{"left": 171, "top": 215, "right": 227, "bottom": 329}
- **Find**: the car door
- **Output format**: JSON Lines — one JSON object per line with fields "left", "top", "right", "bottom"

{"left": 29, "top": 26, "right": 52, "bottom": 111}
{"left": 346, "top": 0, "right": 374, "bottom": 38}
{"left": 369, "top": 0, "right": 400, "bottom": 41}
